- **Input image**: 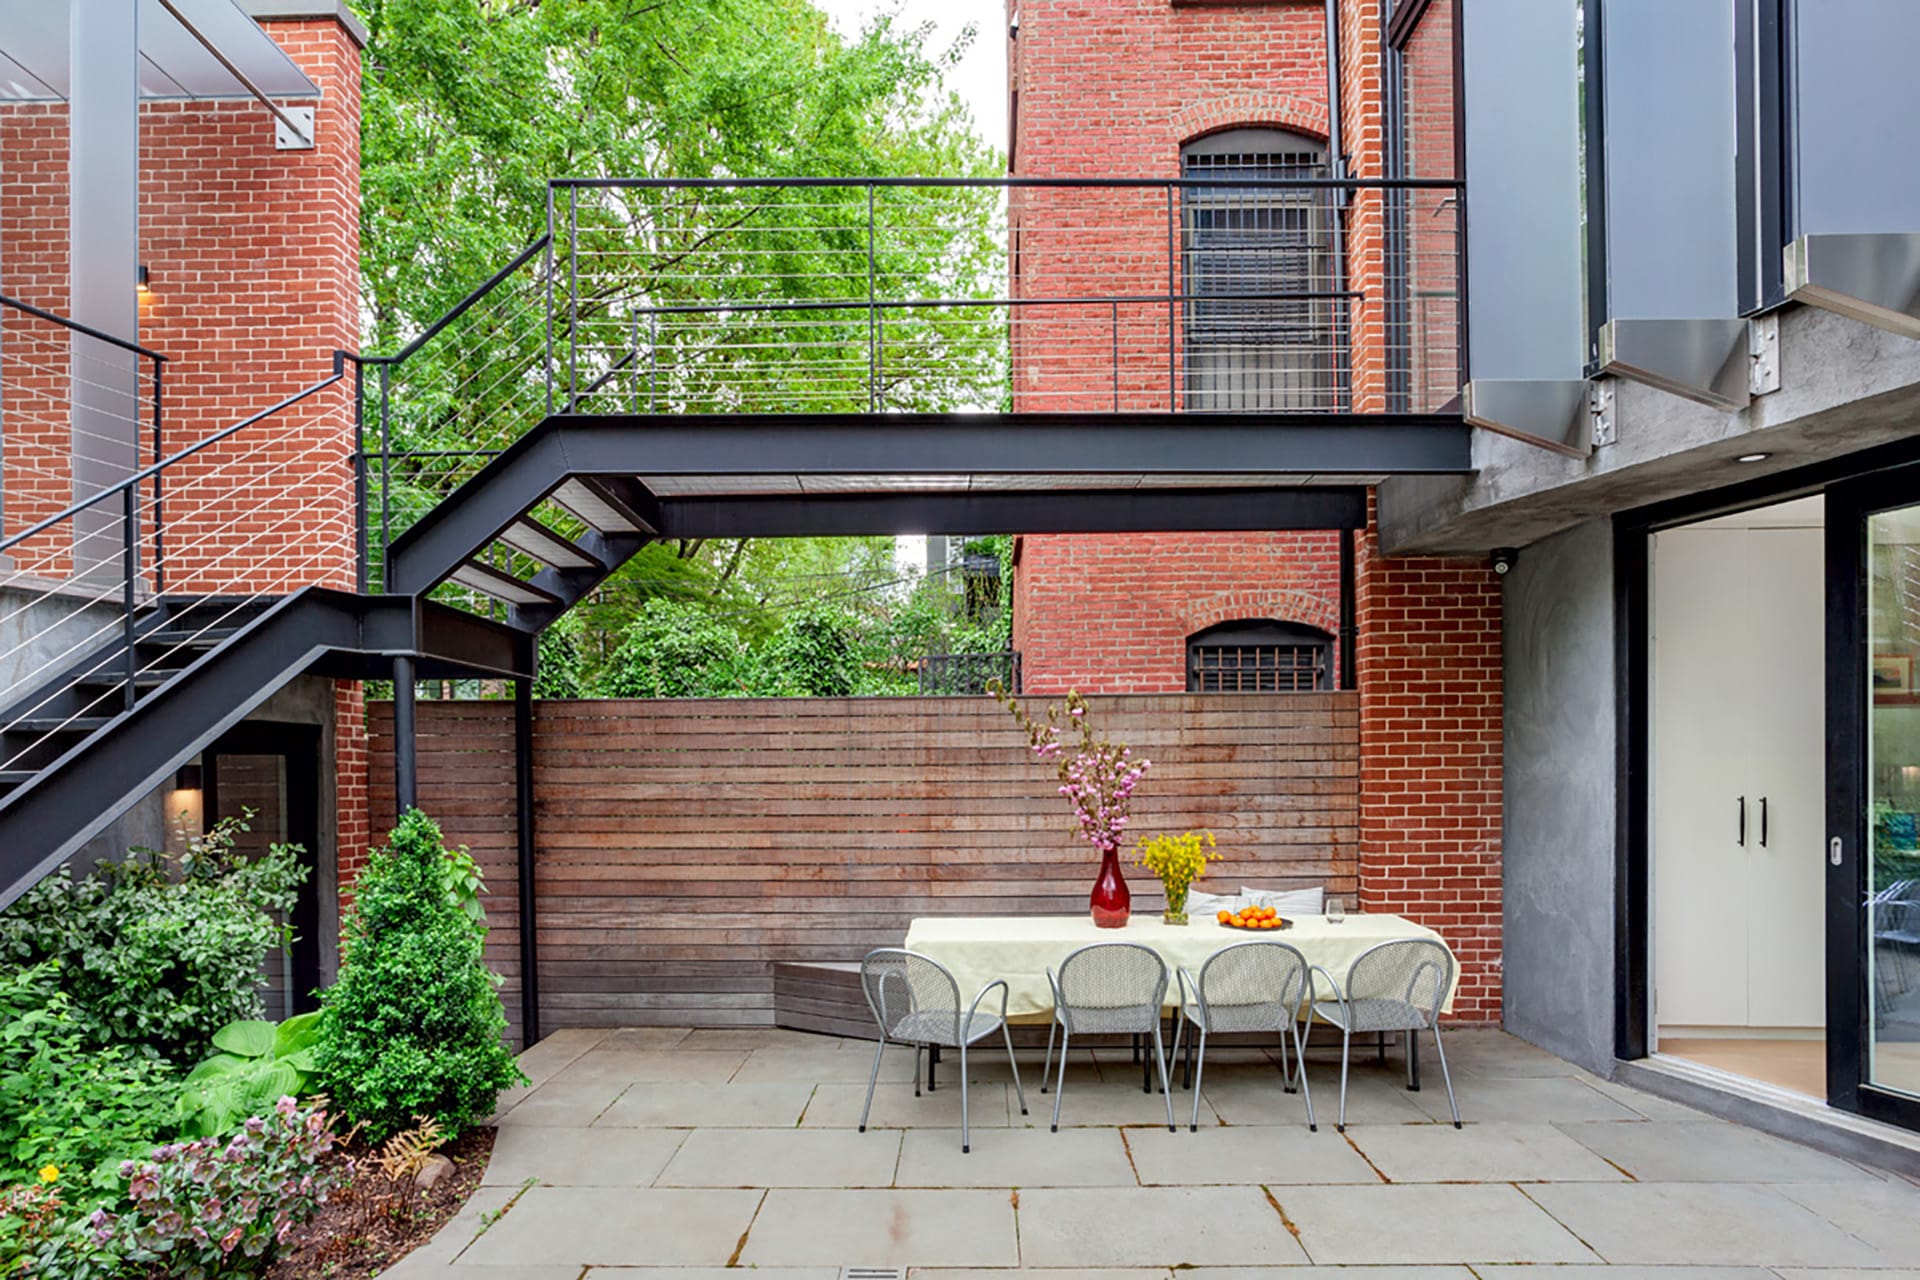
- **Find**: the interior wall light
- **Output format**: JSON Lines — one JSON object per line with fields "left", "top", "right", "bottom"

{"left": 136, "top": 264, "right": 151, "bottom": 293}
{"left": 1735, "top": 451, "right": 1771, "bottom": 463}
{"left": 166, "top": 761, "right": 203, "bottom": 848}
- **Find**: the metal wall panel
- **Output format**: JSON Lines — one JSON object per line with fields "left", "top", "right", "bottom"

{"left": 1602, "top": 0, "right": 1738, "bottom": 320}
{"left": 1792, "top": 0, "right": 1920, "bottom": 236}
{"left": 1461, "top": 0, "right": 1583, "bottom": 381}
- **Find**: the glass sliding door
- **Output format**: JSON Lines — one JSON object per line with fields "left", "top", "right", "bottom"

{"left": 1864, "top": 502, "right": 1920, "bottom": 1099}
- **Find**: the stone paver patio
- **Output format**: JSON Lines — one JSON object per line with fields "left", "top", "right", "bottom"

{"left": 386, "top": 1028, "right": 1920, "bottom": 1279}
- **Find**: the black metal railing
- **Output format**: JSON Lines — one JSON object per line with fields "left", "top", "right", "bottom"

{"left": 919, "top": 650, "right": 1021, "bottom": 696}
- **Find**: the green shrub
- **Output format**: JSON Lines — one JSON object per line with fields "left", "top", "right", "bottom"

{"left": 0, "top": 964, "right": 179, "bottom": 1196}
{"left": 314, "top": 810, "right": 524, "bottom": 1141}
{"left": 756, "top": 606, "right": 863, "bottom": 696}
{"left": 0, "top": 813, "right": 306, "bottom": 1064}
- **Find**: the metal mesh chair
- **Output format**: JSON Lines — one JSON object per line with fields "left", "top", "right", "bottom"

{"left": 1041, "top": 942, "right": 1175, "bottom": 1132}
{"left": 857, "top": 948, "right": 1027, "bottom": 1153}
{"left": 1305, "top": 937, "right": 1459, "bottom": 1130}
{"left": 1171, "top": 940, "right": 1317, "bottom": 1132}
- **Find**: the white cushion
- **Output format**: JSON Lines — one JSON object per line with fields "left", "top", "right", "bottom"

{"left": 1185, "top": 888, "right": 1245, "bottom": 915}
{"left": 1242, "top": 885, "right": 1324, "bottom": 914}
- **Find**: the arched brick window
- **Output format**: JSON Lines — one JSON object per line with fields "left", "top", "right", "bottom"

{"left": 1180, "top": 128, "right": 1342, "bottom": 412}
{"left": 1185, "top": 618, "right": 1333, "bottom": 693}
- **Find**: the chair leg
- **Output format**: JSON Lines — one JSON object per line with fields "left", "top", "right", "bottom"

{"left": 1277, "top": 1022, "right": 1293, "bottom": 1093}
{"left": 959, "top": 1039, "right": 971, "bottom": 1154}
{"left": 1169, "top": 1011, "right": 1185, "bottom": 1089}
{"left": 1337, "top": 1029, "right": 1352, "bottom": 1133}
{"left": 1296, "top": 1017, "right": 1313, "bottom": 1091}
{"left": 1050, "top": 1028, "right": 1071, "bottom": 1132}
{"left": 1040, "top": 1018, "right": 1057, "bottom": 1095}
{"left": 1184, "top": 1018, "right": 1196, "bottom": 1090}
{"left": 1143, "top": 1029, "right": 1152, "bottom": 1094}
{"left": 1002, "top": 1021, "right": 1029, "bottom": 1117}
{"left": 1291, "top": 1019, "right": 1317, "bottom": 1132}
{"left": 1431, "top": 1022, "right": 1461, "bottom": 1128}
{"left": 1189, "top": 1026, "right": 1208, "bottom": 1132}
{"left": 1150, "top": 1020, "right": 1175, "bottom": 1132}
{"left": 913, "top": 1043, "right": 922, "bottom": 1098}
{"left": 928, "top": 1043, "right": 938, "bottom": 1092}
{"left": 859, "top": 1034, "right": 888, "bottom": 1133}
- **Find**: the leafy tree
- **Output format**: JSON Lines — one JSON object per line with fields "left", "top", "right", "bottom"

{"left": 600, "top": 597, "right": 749, "bottom": 697}
{"left": 314, "top": 810, "right": 523, "bottom": 1140}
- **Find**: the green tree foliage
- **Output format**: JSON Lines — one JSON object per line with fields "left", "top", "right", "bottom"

{"left": 601, "top": 598, "right": 749, "bottom": 697}
{"left": 314, "top": 810, "right": 524, "bottom": 1141}
{"left": 0, "top": 815, "right": 306, "bottom": 1065}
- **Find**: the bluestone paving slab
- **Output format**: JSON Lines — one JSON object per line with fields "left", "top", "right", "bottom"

{"left": 1345, "top": 1121, "right": 1629, "bottom": 1182}
{"left": 1030, "top": 1077, "right": 1183, "bottom": 1129}
{"left": 1015, "top": 1186, "right": 1308, "bottom": 1267}
{"left": 1124, "top": 1124, "right": 1376, "bottom": 1185}
{"left": 1274, "top": 1184, "right": 1598, "bottom": 1264}
{"left": 655, "top": 1127, "right": 902, "bottom": 1187}
{"left": 589, "top": 1271, "right": 835, "bottom": 1280}
{"left": 1573, "top": 1076, "right": 1714, "bottom": 1122}
{"left": 1210, "top": 1071, "right": 1427, "bottom": 1127}
{"left": 1479, "top": 1267, "right": 1776, "bottom": 1280}
{"left": 1520, "top": 1182, "right": 1888, "bottom": 1267}
{"left": 457, "top": 1187, "right": 763, "bottom": 1267}
{"left": 803, "top": 1079, "right": 1012, "bottom": 1129}
{"left": 1555, "top": 1119, "right": 1881, "bottom": 1183}
{"left": 730, "top": 1045, "right": 919, "bottom": 1084}
{"left": 391, "top": 1267, "right": 585, "bottom": 1280}
{"left": 596, "top": 1027, "right": 692, "bottom": 1051}
{"left": 482, "top": 1125, "right": 686, "bottom": 1186}
{"left": 679, "top": 1027, "right": 847, "bottom": 1051}
{"left": 1403, "top": 1075, "right": 1643, "bottom": 1125}
{"left": 738, "top": 1189, "right": 1019, "bottom": 1267}
{"left": 596, "top": 1081, "right": 816, "bottom": 1128}
{"left": 1180, "top": 1268, "right": 1474, "bottom": 1280}
{"left": 549, "top": 1049, "right": 749, "bottom": 1085}
{"left": 894, "top": 1126, "right": 1136, "bottom": 1186}
{"left": 495, "top": 1087, "right": 628, "bottom": 1128}
{"left": 388, "top": 1185, "right": 521, "bottom": 1271}
{"left": 1774, "top": 1271, "right": 1920, "bottom": 1280}
{"left": 913, "top": 1270, "right": 1167, "bottom": 1280}
{"left": 1771, "top": 1178, "right": 1920, "bottom": 1252}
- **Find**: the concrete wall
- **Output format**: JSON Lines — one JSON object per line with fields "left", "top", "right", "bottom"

{"left": 1501, "top": 518, "right": 1618, "bottom": 1074}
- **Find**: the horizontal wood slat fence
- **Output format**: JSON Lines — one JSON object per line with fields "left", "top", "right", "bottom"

{"left": 368, "top": 693, "right": 1358, "bottom": 1042}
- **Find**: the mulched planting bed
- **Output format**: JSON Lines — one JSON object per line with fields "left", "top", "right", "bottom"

{"left": 265, "top": 1126, "right": 495, "bottom": 1280}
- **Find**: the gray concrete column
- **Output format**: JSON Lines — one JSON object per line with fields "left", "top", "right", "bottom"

{"left": 70, "top": 0, "right": 141, "bottom": 580}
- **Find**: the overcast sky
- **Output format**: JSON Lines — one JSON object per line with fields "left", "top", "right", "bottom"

{"left": 809, "top": 0, "right": 1008, "bottom": 154}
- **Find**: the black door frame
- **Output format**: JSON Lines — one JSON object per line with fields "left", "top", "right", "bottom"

{"left": 1613, "top": 436, "right": 1920, "bottom": 1133}
{"left": 203, "top": 721, "right": 323, "bottom": 1015}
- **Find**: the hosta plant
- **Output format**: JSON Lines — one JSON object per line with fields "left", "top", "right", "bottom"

{"left": 175, "top": 1014, "right": 323, "bottom": 1139}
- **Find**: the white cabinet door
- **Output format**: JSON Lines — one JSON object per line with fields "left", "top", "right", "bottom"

{"left": 1745, "top": 526, "right": 1827, "bottom": 1029}
{"left": 1652, "top": 526, "right": 1755, "bottom": 1027}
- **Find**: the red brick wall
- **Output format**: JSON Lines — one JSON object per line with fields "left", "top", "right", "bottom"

{"left": 0, "top": 15, "right": 361, "bottom": 594}
{"left": 334, "top": 679, "right": 371, "bottom": 894}
{"left": 1352, "top": 506, "right": 1502, "bottom": 1021}
{"left": 1012, "top": 531, "right": 1342, "bottom": 694}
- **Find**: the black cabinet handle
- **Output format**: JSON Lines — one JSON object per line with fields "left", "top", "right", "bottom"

{"left": 1738, "top": 795, "right": 1746, "bottom": 847}
{"left": 1760, "top": 796, "right": 1768, "bottom": 848}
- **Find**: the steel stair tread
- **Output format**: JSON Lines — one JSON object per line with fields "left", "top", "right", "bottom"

{"left": 496, "top": 517, "right": 605, "bottom": 572}
{"left": 447, "top": 560, "right": 565, "bottom": 608}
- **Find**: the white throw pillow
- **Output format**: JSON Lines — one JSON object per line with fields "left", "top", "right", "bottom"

{"left": 1242, "top": 885, "right": 1324, "bottom": 914}
{"left": 1186, "top": 888, "right": 1245, "bottom": 915}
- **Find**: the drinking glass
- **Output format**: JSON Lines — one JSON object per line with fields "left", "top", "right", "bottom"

{"left": 1326, "top": 896, "right": 1346, "bottom": 924}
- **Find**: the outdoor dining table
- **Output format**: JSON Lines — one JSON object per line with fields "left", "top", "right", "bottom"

{"left": 901, "top": 911, "right": 1459, "bottom": 1092}
{"left": 903, "top": 911, "right": 1458, "bottom": 1019}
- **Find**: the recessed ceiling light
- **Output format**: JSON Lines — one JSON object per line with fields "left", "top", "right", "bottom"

{"left": 1735, "top": 452, "right": 1771, "bottom": 463}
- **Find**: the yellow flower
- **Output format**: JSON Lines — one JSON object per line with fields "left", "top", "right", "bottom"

{"left": 37, "top": 1164, "right": 58, "bottom": 1184}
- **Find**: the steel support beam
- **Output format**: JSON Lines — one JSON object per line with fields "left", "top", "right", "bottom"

{"left": 515, "top": 677, "right": 540, "bottom": 1047}
{"left": 657, "top": 487, "right": 1369, "bottom": 540}
{"left": 386, "top": 412, "right": 1471, "bottom": 596}
{"left": 392, "top": 653, "right": 417, "bottom": 816}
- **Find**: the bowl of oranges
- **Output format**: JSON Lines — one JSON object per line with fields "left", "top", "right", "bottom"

{"left": 1218, "top": 904, "right": 1290, "bottom": 931}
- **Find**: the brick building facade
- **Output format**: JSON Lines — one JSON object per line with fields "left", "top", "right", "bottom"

{"left": 0, "top": 8, "right": 371, "bottom": 886}
{"left": 1009, "top": 0, "right": 1501, "bottom": 1019}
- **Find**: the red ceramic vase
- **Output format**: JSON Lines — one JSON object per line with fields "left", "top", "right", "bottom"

{"left": 1090, "top": 845, "right": 1131, "bottom": 928}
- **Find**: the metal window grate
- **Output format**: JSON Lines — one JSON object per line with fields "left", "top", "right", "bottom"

{"left": 1189, "top": 642, "right": 1326, "bottom": 693}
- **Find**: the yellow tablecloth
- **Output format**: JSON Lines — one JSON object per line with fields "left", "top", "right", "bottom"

{"left": 902, "top": 913, "right": 1457, "bottom": 1018}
